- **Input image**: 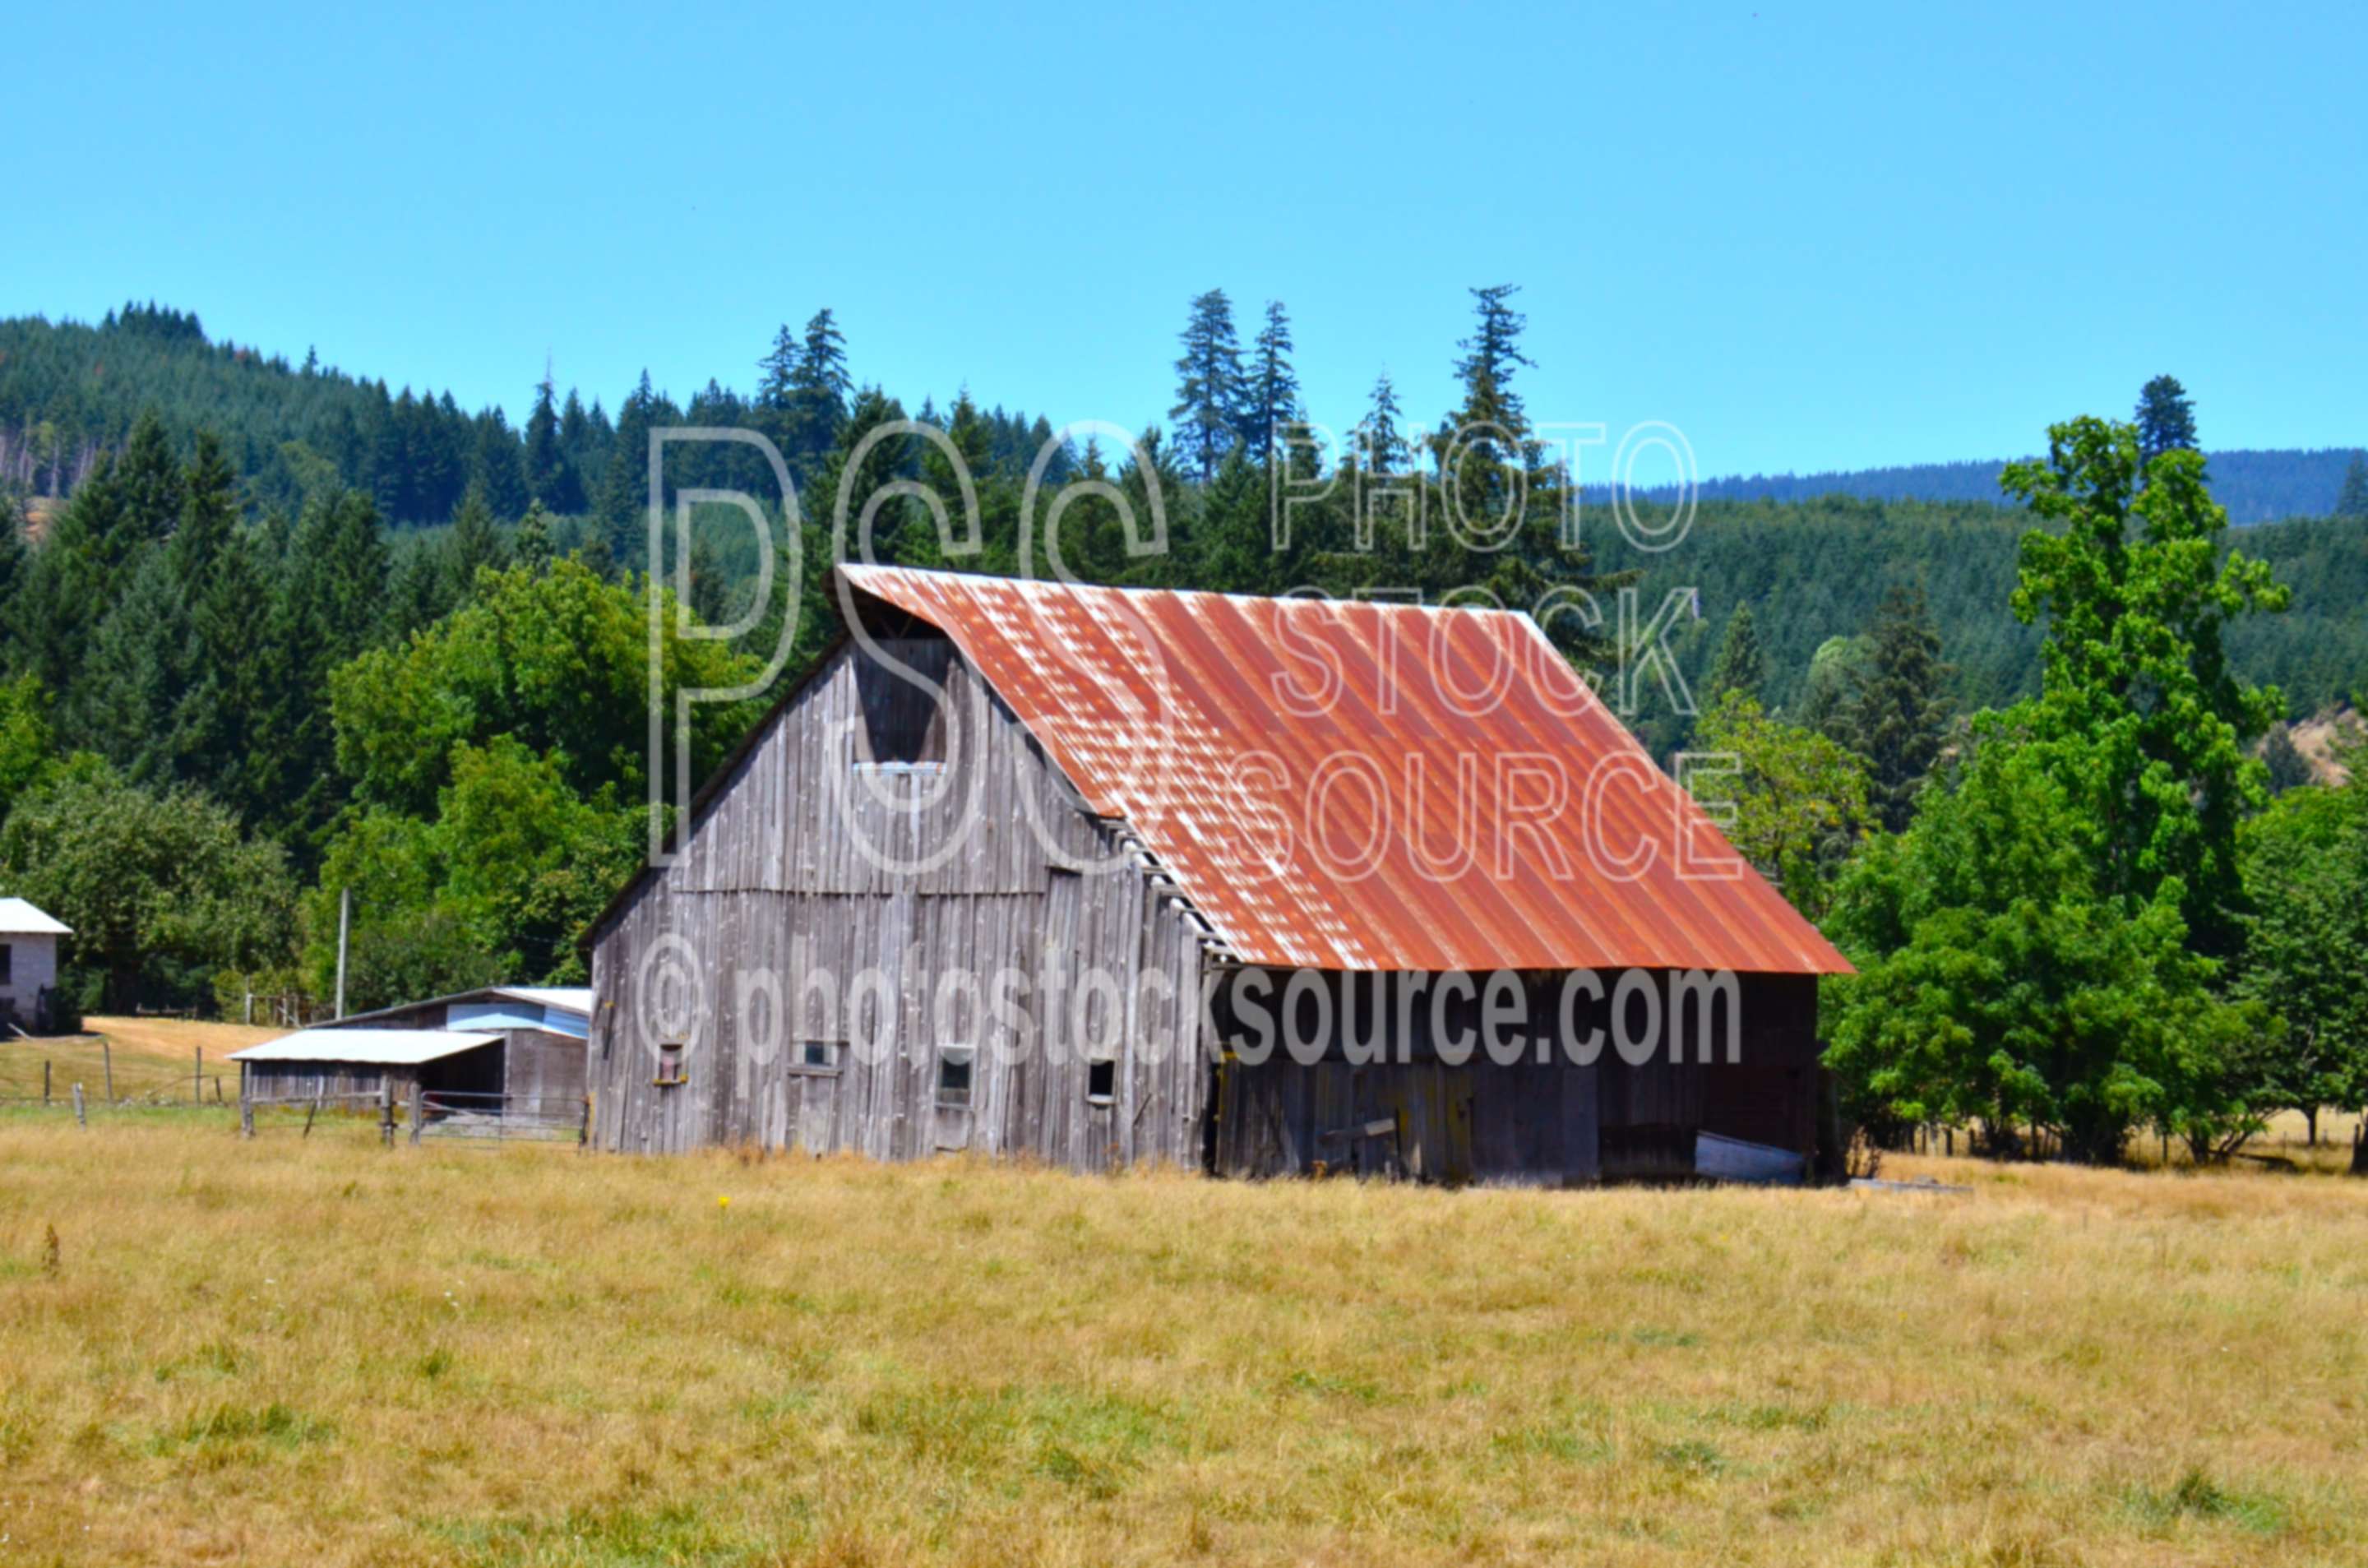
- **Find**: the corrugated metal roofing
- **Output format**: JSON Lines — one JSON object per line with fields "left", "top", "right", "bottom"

{"left": 840, "top": 565, "right": 1852, "bottom": 976}
{"left": 0, "top": 897, "right": 71, "bottom": 936}
{"left": 490, "top": 987, "right": 593, "bottom": 1017}
{"left": 330, "top": 985, "right": 594, "bottom": 1028}
{"left": 229, "top": 1029, "right": 502, "bottom": 1066}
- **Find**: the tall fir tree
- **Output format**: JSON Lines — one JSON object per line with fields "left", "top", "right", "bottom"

{"left": 1239, "top": 301, "right": 1302, "bottom": 464}
{"left": 1842, "top": 583, "right": 1951, "bottom": 833}
{"left": 443, "top": 487, "right": 509, "bottom": 604}
{"left": 1450, "top": 284, "right": 1535, "bottom": 446}
{"left": 471, "top": 408, "right": 531, "bottom": 520}
{"left": 2134, "top": 374, "right": 2198, "bottom": 465}
{"left": 522, "top": 373, "right": 584, "bottom": 513}
{"left": 1703, "top": 604, "right": 1766, "bottom": 708}
{"left": 1168, "top": 289, "right": 1245, "bottom": 483}
{"left": 1362, "top": 372, "right": 1408, "bottom": 474}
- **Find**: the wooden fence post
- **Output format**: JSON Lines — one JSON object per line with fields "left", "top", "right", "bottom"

{"left": 241, "top": 1094, "right": 255, "bottom": 1139}
{"left": 102, "top": 1039, "right": 113, "bottom": 1103}
{"left": 302, "top": 1086, "right": 321, "bottom": 1140}
{"left": 577, "top": 1094, "right": 592, "bottom": 1150}
{"left": 379, "top": 1081, "right": 395, "bottom": 1147}
{"left": 72, "top": 1082, "right": 86, "bottom": 1128}
{"left": 42, "top": 1059, "right": 50, "bottom": 1105}
{"left": 409, "top": 1080, "right": 425, "bottom": 1146}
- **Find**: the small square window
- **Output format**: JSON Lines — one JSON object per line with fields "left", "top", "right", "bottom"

{"left": 801, "top": 1041, "right": 837, "bottom": 1069}
{"left": 656, "top": 1043, "right": 687, "bottom": 1086}
{"left": 937, "top": 1049, "right": 973, "bottom": 1108}
{"left": 1087, "top": 1058, "right": 1115, "bottom": 1103}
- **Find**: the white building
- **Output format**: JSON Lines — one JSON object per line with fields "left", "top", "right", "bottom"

{"left": 0, "top": 898, "right": 71, "bottom": 1031}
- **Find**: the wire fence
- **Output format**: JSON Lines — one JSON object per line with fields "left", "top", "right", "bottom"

{"left": 0, "top": 1037, "right": 235, "bottom": 1111}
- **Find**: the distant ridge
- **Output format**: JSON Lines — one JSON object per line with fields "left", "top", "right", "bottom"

{"left": 1657, "top": 449, "right": 2362, "bottom": 525}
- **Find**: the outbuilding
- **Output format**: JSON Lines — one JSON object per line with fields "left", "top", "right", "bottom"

{"left": 231, "top": 985, "right": 591, "bottom": 1122}
{"left": 0, "top": 897, "right": 72, "bottom": 1034}
{"left": 585, "top": 566, "right": 1852, "bottom": 1182}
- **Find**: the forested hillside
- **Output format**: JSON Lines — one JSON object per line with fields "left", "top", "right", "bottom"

{"left": 0, "top": 305, "right": 1060, "bottom": 534}
{"left": 1672, "top": 446, "right": 2364, "bottom": 524}
{"left": 0, "top": 285, "right": 2362, "bottom": 1094}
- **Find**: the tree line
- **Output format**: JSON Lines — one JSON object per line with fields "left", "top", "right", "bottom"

{"left": 0, "top": 287, "right": 2361, "bottom": 1170}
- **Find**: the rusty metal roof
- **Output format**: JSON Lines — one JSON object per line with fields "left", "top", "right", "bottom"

{"left": 839, "top": 565, "right": 1853, "bottom": 976}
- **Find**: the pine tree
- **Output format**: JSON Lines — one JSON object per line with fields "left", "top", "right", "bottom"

{"left": 516, "top": 499, "right": 555, "bottom": 573}
{"left": 2334, "top": 452, "right": 2368, "bottom": 519}
{"left": 471, "top": 408, "right": 530, "bottom": 520}
{"left": 1452, "top": 284, "right": 1535, "bottom": 442}
{"left": 600, "top": 372, "right": 665, "bottom": 567}
{"left": 444, "top": 487, "right": 508, "bottom": 604}
{"left": 113, "top": 409, "right": 186, "bottom": 548}
{"left": 756, "top": 322, "right": 802, "bottom": 409}
{"left": 1362, "top": 372, "right": 1408, "bottom": 474}
{"left": 1168, "top": 289, "right": 1245, "bottom": 483}
{"left": 2261, "top": 723, "right": 2313, "bottom": 794}
{"left": 523, "top": 374, "right": 582, "bottom": 513}
{"left": 1704, "top": 604, "right": 1766, "bottom": 708}
{"left": 2134, "top": 374, "right": 2198, "bottom": 465}
{"left": 1240, "top": 301, "right": 1302, "bottom": 465}
{"left": 786, "top": 309, "right": 850, "bottom": 458}
{"left": 1843, "top": 583, "right": 1952, "bottom": 833}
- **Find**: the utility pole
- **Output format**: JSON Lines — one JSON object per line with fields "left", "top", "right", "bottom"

{"left": 335, "top": 886, "right": 351, "bottom": 1020}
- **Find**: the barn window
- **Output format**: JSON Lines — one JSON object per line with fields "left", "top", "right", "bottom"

{"left": 800, "top": 1041, "right": 839, "bottom": 1071}
{"left": 936, "top": 1046, "right": 974, "bottom": 1108}
{"left": 1086, "top": 1058, "right": 1116, "bottom": 1104}
{"left": 655, "top": 1043, "right": 687, "bottom": 1086}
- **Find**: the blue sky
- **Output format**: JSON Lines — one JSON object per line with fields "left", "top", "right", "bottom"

{"left": 16, "top": 2, "right": 2363, "bottom": 479}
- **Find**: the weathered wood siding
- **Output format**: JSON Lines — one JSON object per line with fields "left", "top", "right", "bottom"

{"left": 588, "top": 639, "right": 1210, "bottom": 1170}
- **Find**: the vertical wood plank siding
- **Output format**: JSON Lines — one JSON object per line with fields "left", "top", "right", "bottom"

{"left": 588, "top": 641, "right": 1210, "bottom": 1168}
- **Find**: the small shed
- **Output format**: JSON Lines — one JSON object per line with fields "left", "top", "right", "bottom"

{"left": 231, "top": 986, "right": 591, "bottom": 1119}
{"left": 0, "top": 897, "right": 72, "bottom": 1034}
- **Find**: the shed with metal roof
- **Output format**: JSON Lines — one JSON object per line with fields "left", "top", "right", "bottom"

{"left": 232, "top": 985, "right": 593, "bottom": 1126}
{"left": 585, "top": 567, "right": 1852, "bottom": 1182}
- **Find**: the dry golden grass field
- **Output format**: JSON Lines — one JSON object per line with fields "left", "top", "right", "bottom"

{"left": 2, "top": 1104, "right": 2365, "bottom": 1568}
{"left": 0, "top": 1017, "right": 276, "bottom": 1105}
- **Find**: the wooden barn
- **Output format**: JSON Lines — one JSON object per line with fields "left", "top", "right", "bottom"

{"left": 231, "top": 986, "right": 591, "bottom": 1119}
{"left": 585, "top": 566, "right": 1852, "bottom": 1182}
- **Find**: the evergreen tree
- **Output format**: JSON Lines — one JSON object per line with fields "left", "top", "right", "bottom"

{"left": 1703, "top": 604, "right": 1766, "bottom": 708}
{"left": 1168, "top": 289, "right": 1245, "bottom": 482}
{"left": 471, "top": 408, "right": 530, "bottom": 520}
{"left": 1362, "top": 372, "right": 1408, "bottom": 474}
{"left": 2261, "top": 723, "right": 2312, "bottom": 794}
{"left": 523, "top": 373, "right": 583, "bottom": 513}
{"left": 443, "top": 487, "right": 508, "bottom": 604}
{"left": 112, "top": 409, "right": 185, "bottom": 548}
{"left": 1239, "top": 301, "right": 1302, "bottom": 464}
{"left": 516, "top": 499, "right": 555, "bottom": 573}
{"left": 1843, "top": 583, "right": 1952, "bottom": 833}
{"left": 784, "top": 309, "right": 850, "bottom": 458}
{"left": 600, "top": 371, "right": 665, "bottom": 567}
{"left": 1451, "top": 284, "right": 1535, "bottom": 441}
{"left": 2334, "top": 452, "right": 2368, "bottom": 519}
{"left": 756, "top": 322, "right": 802, "bottom": 409}
{"left": 2134, "top": 374, "right": 2198, "bottom": 465}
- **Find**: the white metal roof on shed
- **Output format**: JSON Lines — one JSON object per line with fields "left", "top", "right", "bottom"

{"left": 0, "top": 897, "right": 71, "bottom": 936}
{"left": 493, "top": 987, "right": 593, "bottom": 1017}
{"left": 229, "top": 1029, "right": 501, "bottom": 1066}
